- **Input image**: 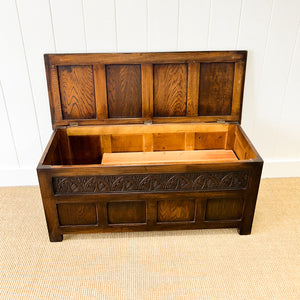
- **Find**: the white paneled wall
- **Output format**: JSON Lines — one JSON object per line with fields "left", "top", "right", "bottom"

{"left": 0, "top": 0, "right": 299, "bottom": 186}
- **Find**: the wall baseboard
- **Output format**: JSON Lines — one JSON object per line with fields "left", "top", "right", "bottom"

{"left": 0, "top": 161, "right": 299, "bottom": 187}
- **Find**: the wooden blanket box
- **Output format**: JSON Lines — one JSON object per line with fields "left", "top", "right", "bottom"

{"left": 37, "top": 51, "right": 263, "bottom": 242}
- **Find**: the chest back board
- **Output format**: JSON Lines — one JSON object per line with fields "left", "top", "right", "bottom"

{"left": 45, "top": 51, "right": 247, "bottom": 128}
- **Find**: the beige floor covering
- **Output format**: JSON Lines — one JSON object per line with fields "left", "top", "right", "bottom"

{"left": 0, "top": 178, "right": 299, "bottom": 300}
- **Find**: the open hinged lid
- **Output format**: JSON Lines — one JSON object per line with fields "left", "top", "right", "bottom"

{"left": 45, "top": 51, "right": 247, "bottom": 128}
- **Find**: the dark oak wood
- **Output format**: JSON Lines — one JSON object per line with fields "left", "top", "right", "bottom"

{"left": 46, "top": 51, "right": 246, "bottom": 65}
{"left": 198, "top": 62, "right": 234, "bottom": 116}
{"left": 154, "top": 63, "right": 187, "bottom": 117}
{"left": 94, "top": 64, "right": 108, "bottom": 119}
{"left": 157, "top": 199, "right": 195, "bottom": 222}
{"left": 205, "top": 197, "right": 244, "bottom": 220}
{"left": 107, "top": 201, "right": 146, "bottom": 224}
{"left": 57, "top": 203, "right": 98, "bottom": 226}
{"left": 58, "top": 65, "right": 96, "bottom": 119}
{"left": 38, "top": 51, "right": 263, "bottom": 242}
{"left": 141, "top": 64, "right": 153, "bottom": 119}
{"left": 44, "top": 51, "right": 247, "bottom": 127}
{"left": 187, "top": 63, "right": 200, "bottom": 117}
{"left": 69, "top": 135, "right": 101, "bottom": 164}
{"left": 106, "top": 64, "right": 142, "bottom": 118}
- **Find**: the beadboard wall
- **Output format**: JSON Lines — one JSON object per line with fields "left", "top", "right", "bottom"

{"left": 0, "top": 0, "right": 299, "bottom": 186}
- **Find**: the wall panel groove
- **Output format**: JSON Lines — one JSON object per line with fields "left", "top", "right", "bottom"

{"left": 48, "top": 0, "right": 57, "bottom": 51}
{"left": 0, "top": 82, "right": 19, "bottom": 168}
{"left": 235, "top": 0, "right": 243, "bottom": 49}
{"left": 0, "top": 0, "right": 43, "bottom": 169}
{"left": 114, "top": 0, "right": 118, "bottom": 51}
{"left": 14, "top": 0, "right": 43, "bottom": 150}
{"left": 81, "top": 0, "right": 88, "bottom": 52}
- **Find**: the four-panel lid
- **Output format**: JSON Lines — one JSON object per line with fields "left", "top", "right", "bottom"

{"left": 44, "top": 51, "right": 247, "bottom": 128}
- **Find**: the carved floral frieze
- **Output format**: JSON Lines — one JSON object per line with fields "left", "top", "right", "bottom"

{"left": 53, "top": 171, "right": 248, "bottom": 195}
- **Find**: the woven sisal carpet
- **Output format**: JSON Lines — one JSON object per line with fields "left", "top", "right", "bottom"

{"left": 1, "top": 178, "right": 299, "bottom": 299}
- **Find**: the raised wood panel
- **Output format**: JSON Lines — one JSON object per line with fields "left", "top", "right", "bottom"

{"left": 205, "top": 198, "right": 244, "bottom": 221}
{"left": 45, "top": 52, "right": 246, "bottom": 126}
{"left": 154, "top": 64, "right": 188, "bottom": 117}
{"left": 107, "top": 201, "right": 146, "bottom": 224}
{"left": 198, "top": 63, "right": 235, "bottom": 116}
{"left": 157, "top": 199, "right": 195, "bottom": 222}
{"left": 58, "top": 66, "right": 96, "bottom": 119}
{"left": 57, "top": 203, "right": 97, "bottom": 226}
{"left": 106, "top": 64, "right": 142, "bottom": 118}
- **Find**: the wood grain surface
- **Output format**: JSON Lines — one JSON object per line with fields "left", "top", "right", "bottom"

{"left": 107, "top": 201, "right": 146, "bottom": 224}
{"left": 101, "top": 150, "right": 238, "bottom": 166}
{"left": 111, "top": 134, "right": 143, "bottom": 152}
{"left": 205, "top": 198, "right": 244, "bottom": 220}
{"left": 157, "top": 199, "right": 195, "bottom": 222}
{"left": 57, "top": 203, "right": 97, "bottom": 226}
{"left": 154, "top": 64, "right": 187, "bottom": 117}
{"left": 106, "top": 64, "right": 142, "bottom": 118}
{"left": 198, "top": 62, "right": 234, "bottom": 116}
{"left": 194, "top": 132, "right": 227, "bottom": 150}
{"left": 58, "top": 65, "right": 96, "bottom": 119}
{"left": 45, "top": 52, "right": 247, "bottom": 127}
{"left": 153, "top": 133, "right": 185, "bottom": 151}
{"left": 69, "top": 135, "right": 101, "bottom": 164}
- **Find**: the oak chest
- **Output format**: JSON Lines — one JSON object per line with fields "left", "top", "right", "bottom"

{"left": 37, "top": 51, "right": 263, "bottom": 242}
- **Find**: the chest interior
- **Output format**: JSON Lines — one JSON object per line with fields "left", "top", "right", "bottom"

{"left": 42, "top": 123, "right": 257, "bottom": 166}
{"left": 43, "top": 51, "right": 257, "bottom": 167}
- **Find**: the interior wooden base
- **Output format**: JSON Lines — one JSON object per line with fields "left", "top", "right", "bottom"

{"left": 42, "top": 123, "right": 257, "bottom": 166}
{"left": 102, "top": 150, "right": 238, "bottom": 166}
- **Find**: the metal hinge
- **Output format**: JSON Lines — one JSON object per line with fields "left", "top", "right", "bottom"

{"left": 144, "top": 120, "right": 152, "bottom": 125}
{"left": 68, "top": 122, "right": 79, "bottom": 127}
{"left": 216, "top": 119, "right": 226, "bottom": 124}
